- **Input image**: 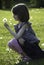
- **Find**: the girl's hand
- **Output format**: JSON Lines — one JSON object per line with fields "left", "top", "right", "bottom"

{"left": 19, "top": 38, "right": 25, "bottom": 45}
{"left": 4, "top": 23, "right": 9, "bottom": 29}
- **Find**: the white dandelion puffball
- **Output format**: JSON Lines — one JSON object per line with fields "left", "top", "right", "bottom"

{"left": 3, "top": 18, "right": 7, "bottom": 23}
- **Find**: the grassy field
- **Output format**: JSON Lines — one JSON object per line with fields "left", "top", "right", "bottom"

{"left": 0, "top": 8, "right": 44, "bottom": 65}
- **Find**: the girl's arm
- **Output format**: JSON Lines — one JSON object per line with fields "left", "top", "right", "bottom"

{"left": 4, "top": 23, "right": 16, "bottom": 36}
{"left": 15, "top": 23, "right": 27, "bottom": 39}
{"left": 4, "top": 23, "right": 27, "bottom": 39}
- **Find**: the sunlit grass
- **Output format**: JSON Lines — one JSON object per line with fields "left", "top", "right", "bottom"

{"left": 0, "top": 8, "right": 44, "bottom": 65}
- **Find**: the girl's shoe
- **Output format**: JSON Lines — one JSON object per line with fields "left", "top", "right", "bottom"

{"left": 21, "top": 56, "right": 32, "bottom": 62}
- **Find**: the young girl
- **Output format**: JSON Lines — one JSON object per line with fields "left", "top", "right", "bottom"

{"left": 4, "top": 3, "right": 44, "bottom": 61}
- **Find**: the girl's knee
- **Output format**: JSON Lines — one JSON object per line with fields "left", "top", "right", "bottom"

{"left": 8, "top": 41, "right": 12, "bottom": 48}
{"left": 8, "top": 38, "right": 16, "bottom": 48}
{"left": 8, "top": 42, "right": 11, "bottom": 48}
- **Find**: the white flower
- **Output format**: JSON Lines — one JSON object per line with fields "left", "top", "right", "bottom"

{"left": 6, "top": 48, "right": 9, "bottom": 51}
{"left": 30, "top": 16, "right": 33, "bottom": 19}
{"left": 41, "top": 43, "right": 44, "bottom": 46}
{"left": 3, "top": 18, "right": 7, "bottom": 23}
{"left": 26, "top": 62, "right": 29, "bottom": 64}
{"left": 15, "top": 60, "right": 19, "bottom": 64}
{"left": 13, "top": 24, "right": 16, "bottom": 25}
{"left": 0, "top": 37, "right": 3, "bottom": 39}
{"left": 6, "top": 48, "right": 12, "bottom": 52}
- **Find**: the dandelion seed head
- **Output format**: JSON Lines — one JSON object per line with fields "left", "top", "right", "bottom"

{"left": 3, "top": 18, "right": 7, "bottom": 23}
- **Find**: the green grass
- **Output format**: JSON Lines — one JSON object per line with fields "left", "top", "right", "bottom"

{"left": 0, "top": 8, "right": 44, "bottom": 65}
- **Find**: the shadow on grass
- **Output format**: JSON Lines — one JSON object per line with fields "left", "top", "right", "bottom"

{"left": 0, "top": 9, "right": 11, "bottom": 11}
{"left": 15, "top": 58, "right": 44, "bottom": 65}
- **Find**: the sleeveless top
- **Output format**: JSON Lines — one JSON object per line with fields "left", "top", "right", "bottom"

{"left": 14, "top": 22, "right": 40, "bottom": 44}
{"left": 14, "top": 22, "right": 44, "bottom": 59}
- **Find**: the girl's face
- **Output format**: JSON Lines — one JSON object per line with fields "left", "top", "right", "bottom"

{"left": 13, "top": 14, "right": 19, "bottom": 21}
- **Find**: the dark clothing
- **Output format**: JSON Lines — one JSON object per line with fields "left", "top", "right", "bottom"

{"left": 14, "top": 22, "right": 44, "bottom": 59}
{"left": 14, "top": 22, "right": 40, "bottom": 44}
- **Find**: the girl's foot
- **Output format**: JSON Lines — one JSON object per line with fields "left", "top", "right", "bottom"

{"left": 21, "top": 56, "right": 32, "bottom": 62}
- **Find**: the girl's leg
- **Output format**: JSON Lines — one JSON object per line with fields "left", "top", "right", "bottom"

{"left": 8, "top": 38, "right": 24, "bottom": 54}
{"left": 8, "top": 38, "right": 30, "bottom": 61}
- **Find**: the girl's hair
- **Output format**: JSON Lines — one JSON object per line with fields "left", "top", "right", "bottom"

{"left": 11, "top": 3, "right": 29, "bottom": 22}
